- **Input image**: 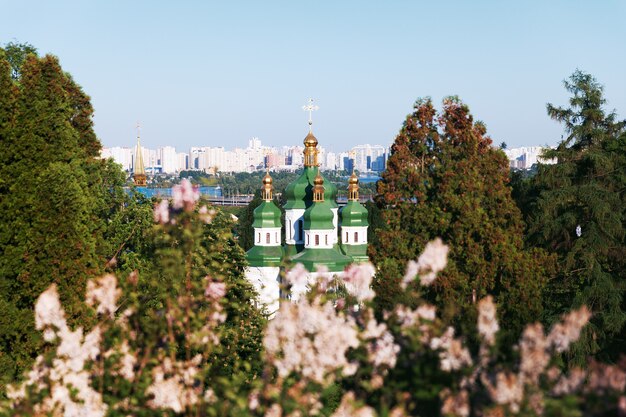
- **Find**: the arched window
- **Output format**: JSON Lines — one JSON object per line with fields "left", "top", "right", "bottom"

{"left": 345, "top": 232, "right": 348, "bottom": 243}
{"left": 306, "top": 234, "right": 309, "bottom": 245}
{"left": 266, "top": 233, "right": 270, "bottom": 244}
{"left": 325, "top": 235, "right": 328, "bottom": 245}
{"left": 315, "top": 234, "right": 319, "bottom": 246}
{"left": 257, "top": 233, "right": 261, "bottom": 243}
{"left": 275, "top": 232, "right": 278, "bottom": 243}
{"left": 354, "top": 232, "right": 358, "bottom": 243}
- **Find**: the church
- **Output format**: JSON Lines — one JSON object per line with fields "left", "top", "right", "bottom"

{"left": 244, "top": 125, "right": 370, "bottom": 313}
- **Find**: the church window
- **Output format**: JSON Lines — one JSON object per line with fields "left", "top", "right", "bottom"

{"left": 354, "top": 232, "right": 358, "bottom": 242}
{"left": 325, "top": 235, "right": 328, "bottom": 245}
{"left": 289, "top": 220, "right": 292, "bottom": 239}
{"left": 345, "top": 232, "right": 348, "bottom": 243}
{"left": 257, "top": 233, "right": 260, "bottom": 243}
{"left": 315, "top": 235, "right": 319, "bottom": 246}
{"left": 266, "top": 233, "right": 270, "bottom": 244}
{"left": 298, "top": 220, "right": 303, "bottom": 241}
{"left": 307, "top": 234, "right": 309, "bottom": 245}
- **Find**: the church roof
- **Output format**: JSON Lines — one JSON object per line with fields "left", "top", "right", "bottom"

{"left": 252, "top": 201, "right": 282, "bottom": 228}
{"left": 340, "top": 200, "right": 369, "bottom": 227}
{"left": 304, "top": 200, "right": 335, "bottom": 229}
{"left": 283, "top": 166, "right": 338, "bottom": 209}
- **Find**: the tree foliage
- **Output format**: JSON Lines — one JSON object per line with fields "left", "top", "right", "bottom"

{"left": 0, "top": 44, "right": 153, "bottom": 392}
{"left": 371, "top": 97, "right": 554, "bottom": 346}
{"left": 522, "top": 71, "right": 626, "bottom": 362}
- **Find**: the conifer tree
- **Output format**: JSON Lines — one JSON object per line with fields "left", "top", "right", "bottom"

{"left": 525, "top": 71, "right": 626, "bottom": 362}
{"left": 371, "top": 97, "right": 553, "bottom": 344}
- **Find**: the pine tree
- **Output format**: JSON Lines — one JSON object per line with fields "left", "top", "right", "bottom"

{"left": 371, "top": 97, "right": 554, "bottom": 345}
{"left": 525, "top": 71, "right": 626, "bottom": 362}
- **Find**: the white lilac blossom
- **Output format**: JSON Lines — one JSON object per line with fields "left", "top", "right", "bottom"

{"left": 285, "top": 263, "right": 310, "bottom": 300}
{"left": 11, "top": 283, "right": 107, "bottom": 416}
{"left": 477, "top": 296, "right": 499, "bottom": 346}
{"left": 547, "top": 306, "right": 591, "bottom": 353}
{"left": 362, "top": 316, "right": 399, "bottom": 369}
{"left": 146, "top": 356, "right": 203, "bottom": 412}
{"left": 264, "top": 297, "right": 360, "bottom": 384}
{"left": 482, "top": 372, "right": 524, "bottom": 413}
{"left": 430, "top": 327, "right": 473, "bottom": 372}
{"left": 402, "top": 238, "right": 449, "bottom": 288}
{"left": 172, "top": 179, "right": 200, "bottom": 211}
{"left": 85, "top": 274, "right": 121, "bottom": 318}
{"left": 342, "top": 263, "right": 376, "bottom": 302}
{"left": 35, "top": 284, "right": 66, "bottom": 332}
{"left": 519, "top": 323, "right": 549, "bottom": 384}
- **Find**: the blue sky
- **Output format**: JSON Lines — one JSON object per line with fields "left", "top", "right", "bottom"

{"left": 1, "top": 1, "right": 625, "bottom": 151}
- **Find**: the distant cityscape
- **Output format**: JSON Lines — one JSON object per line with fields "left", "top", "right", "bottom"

{"left": 101, "top": 138, "right": 555, "bottom": 175}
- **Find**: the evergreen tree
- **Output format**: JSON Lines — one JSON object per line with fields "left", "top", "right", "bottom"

{"left": 0, "top": 48, "right": 152, "bottom": 391}
{"left": 371, "top": 97, "right": 554, "bottom": 345}
{"left": 524, "top": 71, "right": 626, "bottom": 362}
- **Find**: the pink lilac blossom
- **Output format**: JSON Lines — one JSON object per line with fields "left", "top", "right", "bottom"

{"left": 440, "top": 389, "right": 470, "bottom": 417}
{"left": 153, "top": 199, "right": 170, "bottom": 224}
{"left": 85, "top": 274, "right": 121, "bottom": 318}
{"left": 586, "top": 361, "right": 626, "bottom": 393}
{"left": 264, "top": 297, "right": 359, "bottom": 384}
{"left": 477, "top": 296, "right": 499, "bottom": 346}
{"left": 547, "top": 306, "right": 591, "bottom": 353}
{"left": 342, "top": 263, "right": 376, "bottom": 302}
{"left": 402, "top": 238, "right": 449, "bottom": 288}
{"left": 330, "top": 392, "right": 376, "bottom": 417}
{"left": 198, "top": 205, "right": 217, "bottom": 223}
{"left": 551, "top": 368, "right": 586, "bottom": 395}
{"left": 205, "top": 279, "right": 227, "bottom": 300}
{"left": 172, "top": 179, "right": 200, "bottom": 211}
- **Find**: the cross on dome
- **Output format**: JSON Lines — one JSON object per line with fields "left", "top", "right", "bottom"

{"left": 302, "top": 98, "right": 319, "bottom": 132}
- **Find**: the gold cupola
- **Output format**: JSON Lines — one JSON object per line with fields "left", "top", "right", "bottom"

{"left": 303, "top": 131, "right": 319, "bottom": 167}
{"left": 348, "top": 171, "right": 359, "bottom": 201}
{"left": 261, "top": 171, "right": 274, "bottom": 201}
{"left": 313, "top": 172, "right": 325, "bottom": 202}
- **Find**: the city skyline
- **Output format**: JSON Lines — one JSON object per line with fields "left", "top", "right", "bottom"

{"left": 2, "top": 1, "right": 624, "bottom": 151}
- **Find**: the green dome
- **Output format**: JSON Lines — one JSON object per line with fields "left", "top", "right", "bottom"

{"left": 339, "top": 201, "right": 369, "bottom": 227}
{"left": 252, "top": 201, "right": 282, "bottom": 228}
{"left": 284, "top": 167, "right": 338, "bottom": 209}
{"left": 303, "top": 200, "right": 334, "bottom": 230}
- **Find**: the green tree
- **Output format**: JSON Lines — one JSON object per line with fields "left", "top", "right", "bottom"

{"left": 0, "top": 49, "right": 152, "bottom": 392}
{"left": 371, "top": 97, "right": 554, "bottom": 346}
{"left": 524, "top": 71, "right": 626, "bottom": 362}
{"left": 2, "top": 41, "right": 37, "bottom": 80}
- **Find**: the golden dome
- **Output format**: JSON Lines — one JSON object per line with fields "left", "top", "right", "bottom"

{"left": 262, "top": 171, "right": 273, "bottom": 185}
{"left": 304, "top": 131, "right": 318, "bottom": 147}
{"left": 314, "top": 172, "right": 324, "bottom": 186}
{"left": 348, "top": 171, "right": 359, "bottom": 185}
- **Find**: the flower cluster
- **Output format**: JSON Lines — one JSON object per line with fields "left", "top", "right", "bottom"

{"left": 154, "top": 179, "right": 216, "bottom": 225}
{"left": 264, "top": 295, "right": 360, "bottom": 384}
{"left": 9, "top": 284, "right": 108, "bottom": 417}
{"left": 402, "top": 237, "right": 449, "bottom": 288}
